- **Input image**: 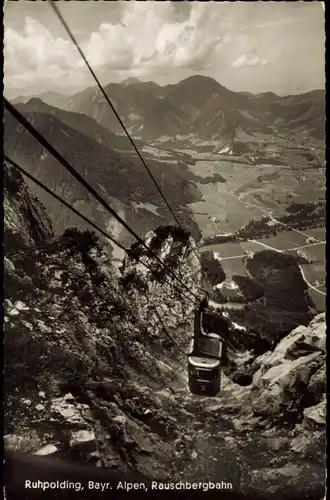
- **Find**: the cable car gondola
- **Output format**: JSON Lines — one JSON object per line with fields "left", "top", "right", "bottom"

{"left": 188, "top": 295, "right": 223, "bottom": 397}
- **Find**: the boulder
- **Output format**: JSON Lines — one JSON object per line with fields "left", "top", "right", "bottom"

{"left": 34, "top": 444, "right": 59, "bottom": 456}
{"left": 307, "top": 364, "right": 325, "bottom": 396}
{"left": 4, "top": 430, "right": 42, "bottom": 453}
{"left": 69, "top": 430, "right": 96, "bottom": 452}
{"left": 50, "top": 397, "right": 93, "bottom": 426}
{"left": 250, "top": 314, "right": 325, "bottom": 417}
{"left": 303, "top": 396, "right": 326, "bottom": 430}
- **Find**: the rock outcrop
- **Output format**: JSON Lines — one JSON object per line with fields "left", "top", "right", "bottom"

{"left": 3, "top": 162, "right": 326, "bottom": 499}
{"left": 4, "top": 163, "right": 54, "bottom": 249}
{"left": 250, "top": 313, "right": 326, "bottom": 417}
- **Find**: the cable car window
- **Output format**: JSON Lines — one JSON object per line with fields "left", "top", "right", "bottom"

{"left": 197, "top": 336, "right": 220, "bottom": 357}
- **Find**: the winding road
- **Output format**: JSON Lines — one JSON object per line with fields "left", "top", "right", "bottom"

{"left": 226, "top": 174, "right": 326, "bottom": 297}
{"left": 203, "top": 172, "right": 325, "bottom": 297}
{"left": 243, "top": 238, "right": 326, "bottom": 297}
{"left": 229, "top": 175, "right": 318, "bottom": 241}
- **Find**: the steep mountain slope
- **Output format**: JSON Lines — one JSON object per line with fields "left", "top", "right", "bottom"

{"left": 4, "top": 164, "right": 54, "bottom": 250}
{"left": 4, "top": 163, "right": 326, "bottom": 499}
{"left": 3, "top": 163, "right": 200, "bottom": 481}
{"left": 14, "top": 98, "right": 143, "bottom": 152}
{"left": 269, "top": 90, "right": 325, "bottom": 139}
{"left": 4, "top": 109, "right": 202, "bottom": 245}
{"left": 63, "top": 76, "right": 324, "bottom": 142}
{"left": 69, "top": 81, "right": 165, "bottom": 136}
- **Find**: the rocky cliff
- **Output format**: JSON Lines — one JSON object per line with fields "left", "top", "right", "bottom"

{"left": 3, "top": 162, "right": 326, "bottom": 499}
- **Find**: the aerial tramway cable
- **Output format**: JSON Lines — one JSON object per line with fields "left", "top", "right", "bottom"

{"left": 5, "top": 155, "right": 236, "bottom": 355}
{"left": 4, "top": 155, "right": 127, "bottom": 254}
{"left": 9, "top": 1, "right": 306, "bottom": 317}
{"left": 5, "top": 152, "right": 231, "bottom": 331}
{"left": 5, "top": 152, "right": 227, "bottom": 323}
{"left": 4, "top": 154, "right": 201, "bottom": 308}
{"left": 5, "top": 157, "right": 227, "bottom": 352}
{"left": 4, "top": 98, "right": 201, "bottom": 302}
{"left": 47, "top": 0, "right": 202, "bottom": 266}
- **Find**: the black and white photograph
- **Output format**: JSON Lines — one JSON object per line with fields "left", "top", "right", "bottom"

{"left": 3, "top": 1, "right": 326, "bottom": 499}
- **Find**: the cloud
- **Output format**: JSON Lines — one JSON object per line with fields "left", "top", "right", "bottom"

{"left": 231, "top": 54, "right": 268, "bottom": 68}
{"left": 246, "top": 18, "right": 299, "bottom": 29}
{"left": 4, "top": 2, "right": 230, "bottom": 92}
{"left": 5, "top": 2, "right": 321, "bottom": 95}
{"left": 4, "top": 17, "right": 82, "bottom": 90}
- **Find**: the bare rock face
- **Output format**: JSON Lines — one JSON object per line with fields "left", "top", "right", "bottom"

{"left": 34, "top": 444, "right": 59, "bottom": 456}
{"left": 303, "top": 395, "right": 326, "bottom": 429}
{"left": 4, "top": 431, "right": 42, "bottom": 454}
{"left": 4, "top": 393, "right": 98, "bottom": 462}
{"left": 250, "top": 313, "right": 325, "bottom": 417}
{"left": 245, "top": 463, "right": 325, "bottom": 500}
{"left": 290, "top": 395, "right": 326, "bottom": 465}
{"left": 4, "top": 163, "right": 54, "bottom": 249}
{"left": 307, "top": 365, "right": 325, "bottom": 398}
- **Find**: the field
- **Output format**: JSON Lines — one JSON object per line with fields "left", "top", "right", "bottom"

{"left": 200, "top": 237, "right": 326, "bottom": 312}
{"left": 200, "top": 234, "right": 325, "bottom": 312}
{"left": 256, "top": 231, "right": 309, "bottom": 250}
{"left": 218, "top": 258, "right": 247, "bottom": 282}
{"left": 199, "top": 242, "right": 244, "bottom": 257}
{"left": 300, "top": 261, "right": 325, "bottom": 285}
{"left": 308, "top": 289, "right": 326, "bottom": 312}
{"left": 304, "top": 227, "right": 326, "bottom": 240}
{"left": 302, "top": 244, "right": 325, "bottom": 263}
{"left": 187, "top": 160, "right": 283, "bottom": 235}
{"left": 185, "top": 150, "right": 325, "bottom": 239}
{"left": 240, "top": 240, "right": 268, "bottom": 254}
{"left": 153, "top": 137, "right": 326, "bottom": 312}
{"left": 233, "top": 168, "right": 325, "bottom": 216}
{"left": 196, "top": 219, "right": 325, "bottom": 312}
{"left": 199, "top": 243, "right": 248, "bottom": 282}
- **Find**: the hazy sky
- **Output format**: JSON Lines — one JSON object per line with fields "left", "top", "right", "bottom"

{"left": 4, "top": 0, "right": 325, "bottom": 98}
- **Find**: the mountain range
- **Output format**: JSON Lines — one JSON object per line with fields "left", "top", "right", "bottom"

{"left": 5, "top": 74, "right": 324, "bottom": 256}
{"left": 11, "top": 76, "right": 325, "bottom": 142}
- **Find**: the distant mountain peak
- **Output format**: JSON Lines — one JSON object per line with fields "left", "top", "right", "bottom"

{"left": 121, "top": 77, "right": 142, "bottom": 86}
{"left": 22, "top": 97, "right": 49, "bottom": 112}
{"left": 169, "top": 75, "right": 230, "bottom": 98}
{"left": 177, "top": 74, "right": 223, "bottom": 87}
{"left": 27, "top": 97, "right": 45, "bottom": 105}
{"left": 182, "top": 74, "right": 218, "bottom": 83}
